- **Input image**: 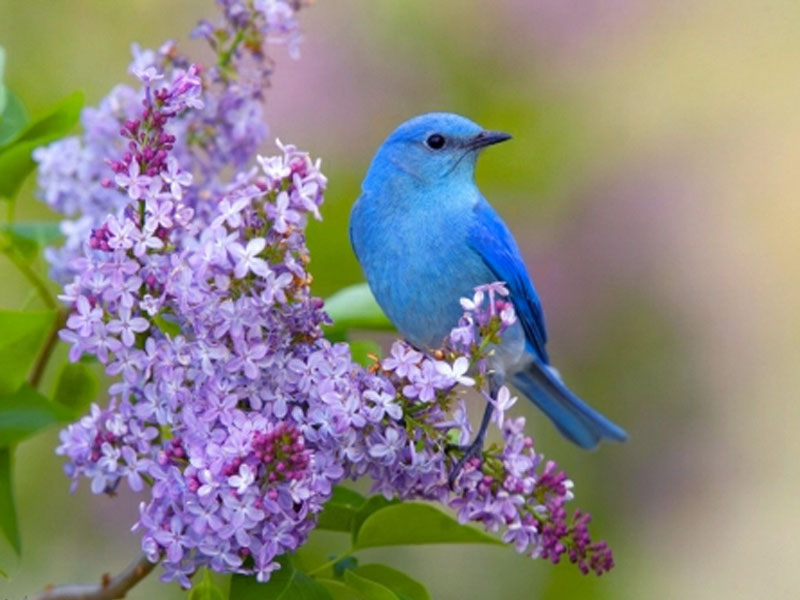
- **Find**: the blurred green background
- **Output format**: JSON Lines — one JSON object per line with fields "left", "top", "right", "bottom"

{"left": 2, "top": 1, "right": 799, "bottom": 598}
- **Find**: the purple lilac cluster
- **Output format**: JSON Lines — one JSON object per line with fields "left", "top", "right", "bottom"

{"left": 55, "top": 114, "right": 346, "bottom": 582}
{"left": 346, "top": 283, "right": 614, "bottom": 574}
{"left": 40, "top": 0, "right": 356, "bottom": 586}
{"left": 37, "top": 0, "right": 613, "bottom": 586}
{"left": 34, "top": 0, "right": 307, "bottom": 284}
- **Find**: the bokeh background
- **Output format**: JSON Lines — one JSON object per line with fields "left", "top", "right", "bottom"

{"left": 1, "top": 1, "right": 799, "bottom": 598}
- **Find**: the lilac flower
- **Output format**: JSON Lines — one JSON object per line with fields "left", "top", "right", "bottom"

{"left": 131, "top": 226, "right": 164, "bottom": 257}
{"left": 132, "top": 65, "right": 164, "bottom": 86}
{"left": 153, "top": 516, "right": 188, "bottom": 563}
{"left": 66, "top": 296, "right": 103, "bottom": 336}
{"left": 268, "top": 190, "right": 300, "bottom": 233}
{"left": 490, "top": 385, "right": 518, "bottom": 429}
{"left": 115, "top": 161, "right": 151, "bottom": 200}
{"left": 368, "top": 427, "right": 405, "bottom": 465}
{"left": 161, "top": 156, "right": 192, "bottom": 200}
{"left": 435, "top": 356, "right": 475, "bottom": 387}
{"left": 107, "top": 306, "right": 150, "bottom": 347}
{"left": 228, "top": 464, "right": 255, "bottom": 494}
{"left": 228, "top": 238, "right": 270, "bottom": 278}
{"left": 382, "top": 343, "right": 422, "bottom": 378}
{"left": 459, "top": 289, "right": 485, "bottom": 312}
{"left": 213, "top": 196, "right": 251, "bottom": 229}
{"left": 145, "top": 195, "right": 174, "bottom": 229}
{"left": 364, "top": 389, "right": 402, "bottom": 421}
{"left": 402, "top": 360, "right": 444, "bottom": 402}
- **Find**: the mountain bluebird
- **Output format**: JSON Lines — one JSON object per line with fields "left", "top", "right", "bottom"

{"left": 350, "top": 113, "right": 627, "bottom": 479}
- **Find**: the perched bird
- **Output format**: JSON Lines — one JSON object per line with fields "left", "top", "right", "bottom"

{"left": 349, "top": 113, "right": 627, "bottom": 479}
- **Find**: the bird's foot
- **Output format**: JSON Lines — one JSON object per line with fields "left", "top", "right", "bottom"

{"left": 447, "top": 436, "right": 485, "bottom": 489}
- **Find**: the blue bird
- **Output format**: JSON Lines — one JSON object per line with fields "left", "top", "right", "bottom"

{"left": 349, "top": 113, "right": 627, "bottom": 479}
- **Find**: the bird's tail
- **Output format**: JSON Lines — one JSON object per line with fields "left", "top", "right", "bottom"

{"left": 511, "top": 361, "right": 628, "bottom": 449}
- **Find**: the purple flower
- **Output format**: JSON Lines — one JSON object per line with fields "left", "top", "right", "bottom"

{"left": 228, "top": 463, "right": 255, "bottom": 494}
{"left": 153, "top": 516, "right": 188, "bottom": 563}
{"left": 268, "top": 190, "right": 300, "bottom": 233}
{"left": 490, "top": 385, "right": 518, "bottom": 429}
{"left": 363, "top": 389, "right": 402, "bottom": 421}
{"left": 434, "top": 356, "right": 475, "bottom": 387}
{"left": 115, "top": 161, "right": 151, "bottom": 200}
{"left": 213, "top": 195, "right": 252, "bottom": 229}
{"left": 228, "top": 238, "right": 270, "bottom": 278}
{"left": 368, "top": 427, "right": 405, "bottom": 465}
{"left": 402, "top": 360, "right": 443, "bottom": 403}
{"left": 382, "top": 342, "right": 422, "bottom": 378}
{"left": 132, "top": 65, "right": 164, "bottom": 86}
{"left": 66, "top": 296, "right": 103, "bottom": 336}
{"left": 161, "top": 156, "right": 192, "bottom": 200}
{"left": 107, "top": 306, "right": 150, "bottom": 347}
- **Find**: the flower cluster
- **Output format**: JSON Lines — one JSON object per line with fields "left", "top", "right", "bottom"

{"left": 42, "top": 0, "right": 356, "bottom": 585}
{"left": 56, "top": 120, "right": 345, "bottom": 583}
{"left": 344, "top": 283, "right": 614, "bottom": 574}
{"left": 39, "top": 0, "right": 613, "bottom": 587}
{"left": 35, "top": 0, "right": 307, "bottom": 284}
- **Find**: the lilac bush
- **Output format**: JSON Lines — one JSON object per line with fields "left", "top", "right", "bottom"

{"left": 34, "top": 0, "right": 614, "bottom": 588}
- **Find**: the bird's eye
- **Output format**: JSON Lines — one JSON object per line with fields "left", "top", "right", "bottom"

{"left": 425, "top": 134, "right": 446, "bottom": 150}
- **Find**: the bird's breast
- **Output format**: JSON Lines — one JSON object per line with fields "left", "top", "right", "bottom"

{"left": 352, "top": 192, "right": 499, "bottom": 350}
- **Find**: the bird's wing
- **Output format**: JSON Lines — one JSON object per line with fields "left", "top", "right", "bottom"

{"left": 467, "top": 199, "right": 549, "bottom": 363}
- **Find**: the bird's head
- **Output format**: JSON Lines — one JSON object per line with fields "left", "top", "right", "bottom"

{"left": 362, "top": 112, "right": 511, "bottom": 191}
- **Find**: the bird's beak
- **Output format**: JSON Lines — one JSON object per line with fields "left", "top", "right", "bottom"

{"left": 467, "top": 130, "right": 513, "bottom": 151}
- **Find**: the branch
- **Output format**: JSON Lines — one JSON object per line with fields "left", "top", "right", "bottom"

{"left": 29, "top": 308, "right": 68, "bottom": 389}
{"left": 32, "top": 554, "right": 158, "bottom": 600}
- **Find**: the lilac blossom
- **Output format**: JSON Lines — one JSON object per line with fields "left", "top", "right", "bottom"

{"left": 335, "top": 285, "right": 614, "bottom": 575}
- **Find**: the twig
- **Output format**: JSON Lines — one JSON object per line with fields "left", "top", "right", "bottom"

{"left": 31, "top": 553, "right": 158, "bottom": 600}
{"left": 29, "top": 308, "right": 68, "bottom": 389}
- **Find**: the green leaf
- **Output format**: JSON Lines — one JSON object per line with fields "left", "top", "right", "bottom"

{"left": 52, "top": 362, "right": 97, "bottom": 415}
{"left": 317, "top": 486, "right": 367, "bottom": 533}
{"left": 0, "top": 383, "right": 71, "bottom": 446}
{"left": 2, "top": 221, "right": 62, "bottom": 245}
{"left": 331, "top": 485, "right": 368, "bottom": 507}
{"left": 0, "top": 309, "right": 56, "bottom": 395}
{"left": 317, "top": 579, "right": 365, "bottom": 600}
{"left": 0, "top": 90, "right": 83, "bottom": 200}
{"left": 343, "top": 571, "right": 398, "bottom": 600}
{"left": 323, "top": 283, "right": 393, "bottom": 341}
{"left": 351, "top": 565, "right": 430, "bottom": 600}
{"left": 230, "top": 556, "right": 332, "bottom": 600}
{"left": 0, "top": 91, "right": 28, "bottom": 146}
{"left": 353, "top": 502, "right": 503, "bottom": 550}
{"left": 153, "top": 313, "right": 182, "bottom": 338}
{"left": 0, "top": 447, "right": 20, "bottom": 555}
{"left": 0, "top": 138, "right": 47, "bottom": 199}
{"left": 0, "top": 46, "right": 6, "bottom": 116}
{"left": 333, "top": 556, "right": 358, "bottom": 578}
{"left": 189, "top": 569, "right": 225, "bottom": 600}
{"left": 0, "top": 222, "right": 62, "bottom": 263}
{"left": 0, "top": 227, "right": 36, "bottom": 263}
{"left": 350, "top": 495, "right": 398, "bottom": 545}
{"left": 348, "top": 340, "right": 381, "bottom": 368}
{"left": 9, "top": 90, "right": 84, "bottom": 147}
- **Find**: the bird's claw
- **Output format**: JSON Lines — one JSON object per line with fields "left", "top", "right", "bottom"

{"left": 447, "top": 437, "right": 484, "bottom": 489}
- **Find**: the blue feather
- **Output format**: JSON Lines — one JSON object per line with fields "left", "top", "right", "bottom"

{"left": 467, "top": 198, "right": 549, "bottom": 363}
